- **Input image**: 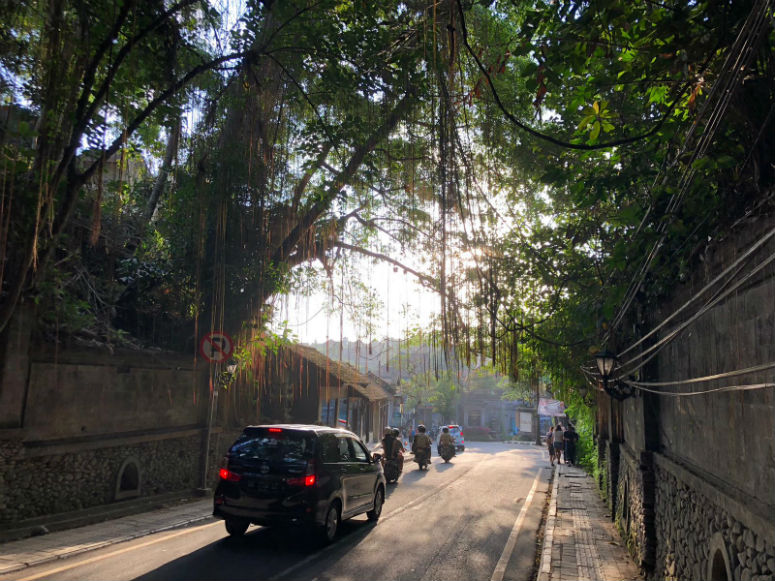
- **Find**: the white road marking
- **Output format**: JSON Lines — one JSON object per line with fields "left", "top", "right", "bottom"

{"left": 490, "top": 469, "right": 541, "bottom": 581}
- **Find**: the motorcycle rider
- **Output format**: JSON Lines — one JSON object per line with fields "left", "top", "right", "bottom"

{"left": 391, "top": 427, "right": 405, "bottom": 472}
{"left": 412, "top": 424, "right": 432, "bottom": 465}
{"left": 381, "top": 427, "right": 395, "bottom": 459}
{"left": 438, "top": 426, "right": 455, "bottom": 456}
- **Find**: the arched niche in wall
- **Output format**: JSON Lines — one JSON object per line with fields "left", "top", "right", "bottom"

{"left": 707, "top": 531, "right": 733, "bottom": 581}
{"left": 115, "top": 456, "right": 142, "bottom": 501}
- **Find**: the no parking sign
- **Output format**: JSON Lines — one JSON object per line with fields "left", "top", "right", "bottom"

{"left": 199, "top": 331, "right": 234, "bottom": 363}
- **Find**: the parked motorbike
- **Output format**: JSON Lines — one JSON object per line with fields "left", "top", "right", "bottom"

{"left": 414, "top": 447, "right": 431, "bottom": 470}
{"left": 439, "top": 442, "right": 455, "bottom": 463}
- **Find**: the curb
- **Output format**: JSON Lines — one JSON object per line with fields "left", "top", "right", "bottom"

{"left": 536, "top": 464, "right": 559, "bottom": 581}
{"left": 0, "top": 513, "right": 213, "bottom": 575}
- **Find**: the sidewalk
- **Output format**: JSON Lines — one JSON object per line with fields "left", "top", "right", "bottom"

{"left": 537, "top": 463, "right": 643, "bottom": 581}
{"left": 0, "top": 498, "right": 213, "bottom": 576}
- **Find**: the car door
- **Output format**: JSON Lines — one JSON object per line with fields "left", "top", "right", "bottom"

{"left": 335, "top": 434, "right": 359, "bottom": 516}
{"left": 347, "top": 437, "right": 378, "bottom": 512}
{"left": 316, "top": 433, "right": 341, "bottom": 501}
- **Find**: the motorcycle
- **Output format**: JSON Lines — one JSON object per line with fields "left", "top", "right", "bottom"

{"left": 413, "top": 447, "right": 431, "bottom": 470}
{"left": 439, "top": 442, "right": 455, "bottom": 463}
{"left": 382, "top": 451, "right": 403, "bottom": 483}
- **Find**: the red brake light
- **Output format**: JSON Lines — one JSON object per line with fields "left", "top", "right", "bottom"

{"left": 287, "top": 474, "right": 316, "bottom": 487}
{"left": 219, "top": 468, "right": 241, "bottom": 482}
{"left": 268, "top": 428, "right": 282, "bottom": 433}
{"left": 288, "top": 460, "right": 317, "bottom": 487}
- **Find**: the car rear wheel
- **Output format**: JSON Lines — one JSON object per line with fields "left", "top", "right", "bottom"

{"left": 367, "top": 486, "right": 384, "bottom": 521}
{"left": 225, "top": 518, "right": 249, "bottom": 537}
{"left": 320, "top": 502, "right": 340, "bottom": 544}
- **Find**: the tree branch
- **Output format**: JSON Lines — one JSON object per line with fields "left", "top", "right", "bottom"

{"left": 271, "top": 91, "right": 417, "bottom": 265}
{"left": 455, "top": 0, "right": 690, "bottom": 151}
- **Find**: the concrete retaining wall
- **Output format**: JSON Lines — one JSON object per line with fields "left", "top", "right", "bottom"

{"left": 598, "top": 212, "right": 775, "bottom": 580}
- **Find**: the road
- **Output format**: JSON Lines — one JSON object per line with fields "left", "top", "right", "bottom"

{"left": 4, "top": 442, "right": 551, "bottom": 581}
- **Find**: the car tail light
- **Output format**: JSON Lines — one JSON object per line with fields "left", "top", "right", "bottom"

{"left": 219, "top": 468, "right": 241, "bottom": 482}
{"left": 287, "top": 459, "right": 317, "bottom": 487}
{"left": 268, "top": 428, "right": 282, "bottom": 433}
{"left": 287, "top": 473, "right": 316, "bottom": 487}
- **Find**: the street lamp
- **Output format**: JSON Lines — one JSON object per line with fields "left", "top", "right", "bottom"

{"left": 594, "top": 349, "right": 635, "bottom": 400}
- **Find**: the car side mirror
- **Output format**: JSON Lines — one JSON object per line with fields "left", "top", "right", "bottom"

{"left": 372, "top": 453, "right": 382, "bottom": 462}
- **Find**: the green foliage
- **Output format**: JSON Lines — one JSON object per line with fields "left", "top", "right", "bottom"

{"left": 565, "top": 399, "right": 598, "bottom": 474}
{"left": 1, "top": 0, "right": 770, "bottom": 399}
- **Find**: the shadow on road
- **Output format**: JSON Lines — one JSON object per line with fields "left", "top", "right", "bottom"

{"left": 398, "top": 465, "right": 431, "bottom": 483}
{"left": 130, "top": 518, "right": 377, "bottom": 581}
{"left": 434, "top": 461, "right": 455, "bottom": 472}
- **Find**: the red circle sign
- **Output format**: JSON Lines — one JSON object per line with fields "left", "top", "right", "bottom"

{"left": 199, "top": 331, "right": 234, "bottom": 363}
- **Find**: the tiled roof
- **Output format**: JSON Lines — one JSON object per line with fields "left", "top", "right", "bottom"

{"left": 285, "top": 344, "right": 392, "bottom": 401}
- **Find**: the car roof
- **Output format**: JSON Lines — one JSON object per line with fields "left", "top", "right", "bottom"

{"left": 242, "top": 424, "right": 357, "bottom": 437}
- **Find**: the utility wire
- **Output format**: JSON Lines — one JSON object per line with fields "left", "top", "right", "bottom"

{"left": 625, "top": 382, "right": 774, "bottom": 397}
{"left": 624, "top": 361, "right": 775, "bottom": 387}
{"left": 617, "top": 248, "right": 775, "bottom": 376}
{"left": 605, "top": 0, "right": 772, "bottom": 339}
{"left": 617, "top": 224, "right": 775, "bottom": 359}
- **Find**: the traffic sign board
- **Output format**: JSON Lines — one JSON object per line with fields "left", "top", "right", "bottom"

{"left": 200, "top": 331, "right": 234, "bottom": 363}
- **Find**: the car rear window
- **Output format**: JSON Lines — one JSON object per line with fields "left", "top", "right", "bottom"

{"left": 230, "top": 429, "right": 315, "bottom": 463}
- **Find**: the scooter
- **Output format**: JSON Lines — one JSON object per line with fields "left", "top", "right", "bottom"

{"left": 382, "top": 451, "right": 403, "bottom": 483}
{"left": 439, "top": 442, "right": 455, "bottom": 463}
{"left": 414, "top": 447, "right": 431, "bottom": 470}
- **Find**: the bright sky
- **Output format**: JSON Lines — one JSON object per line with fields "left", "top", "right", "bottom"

{"left": 271, "top": 259, "right": 441, "bottom": 344}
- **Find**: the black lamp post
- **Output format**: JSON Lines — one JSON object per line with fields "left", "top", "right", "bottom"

{"left": 594, "top": 349, "right": 635, "bottom": 400}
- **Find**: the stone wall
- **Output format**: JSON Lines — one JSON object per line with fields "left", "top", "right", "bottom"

{"left": 604, "top": 439, "right": 620, "bottom": 516}
{"left": 596, "top": 212, "right": 775, "bottom": 580}
{"left": 0, "top": 334, "right": 218, "bottom": 527}
{"left": 652, "top": 454, "right": 775, "bottom": 581}
{"left": 652, "top": 217, "right": 775, "bottom": 508}
{"left": 0, "top": 431, "right": 202, "bottom": 523}
{"left": 616, "top": 445, "right": 655, "bottom": 572}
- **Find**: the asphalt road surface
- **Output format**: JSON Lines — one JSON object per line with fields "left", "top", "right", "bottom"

{"left": 6, "top": 442, "right": 551, "bottom": 581}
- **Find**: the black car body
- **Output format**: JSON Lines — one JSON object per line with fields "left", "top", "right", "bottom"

{"left": 213, "top": 424, "right": 386, "bottom": 542}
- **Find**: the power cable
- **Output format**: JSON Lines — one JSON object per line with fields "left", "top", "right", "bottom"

{"left": 625, "top": 382, "right": 773, "bottom": 397}
{"left": 605, "top": 0, "right": 772, "bottom": 339}
{"left": 617, "top": 224, "right": 775, "bottom": 359}
{"left": 617, "top": 248, "right": 775, "bottom": 376}
{"left": 624, "top": 361, "right": 775, "bottom": 387}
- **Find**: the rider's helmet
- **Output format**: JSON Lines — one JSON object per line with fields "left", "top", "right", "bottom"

{"left": 384, "top": 427, "right": 393, "bottom": 437}
{"left": 392, "top": 428, "right": 400, "bottom": 437}
{"left": 442, "top": 426, "right": 449, "bottom": 433}
{"left": 417, "top": 424, "right": 426, "bottom": 433}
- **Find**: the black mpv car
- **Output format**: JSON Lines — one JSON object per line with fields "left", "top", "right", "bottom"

{"left": 213, "top": 424, "right": 386, "bottom": 543}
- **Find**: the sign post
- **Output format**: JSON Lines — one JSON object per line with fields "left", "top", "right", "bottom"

{"left": 198, "top": 331, "right": 234, "bottom": 494}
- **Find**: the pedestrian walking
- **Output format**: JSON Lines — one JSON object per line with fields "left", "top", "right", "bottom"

{"left": 552, "top": 424, "right": 564, "bottom": 464}
{"left": 564, "top": 424, "right": 579, "bottom": 465}
{"left": 546, "top": 425, "right": 556, "bottom": 466}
